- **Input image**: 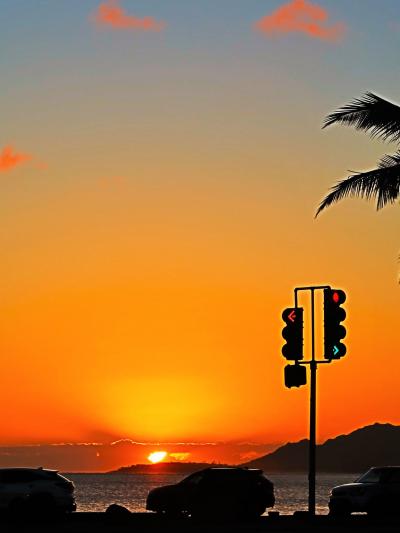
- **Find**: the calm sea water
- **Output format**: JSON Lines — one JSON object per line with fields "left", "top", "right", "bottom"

{"left": 67, "top": 473, "right": 357, "bottom": 515}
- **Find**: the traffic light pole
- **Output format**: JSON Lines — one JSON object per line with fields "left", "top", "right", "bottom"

{"left": 309, "top": 288, "right": 317, "bottom": 516}
{"left": 294, "top": 285, "right": 330, "bottom": 516}
{"left": 309, "top": 359, "right": 317, "bottom": 515}
{"left": 284, "top": 285, "right": 347, "bottom": 515}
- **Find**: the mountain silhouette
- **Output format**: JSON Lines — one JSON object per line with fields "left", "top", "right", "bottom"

{"left": 243, "top": 423, "right": 400, "bottom": 473}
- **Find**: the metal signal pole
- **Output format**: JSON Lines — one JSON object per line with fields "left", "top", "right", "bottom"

{"left": 309, "top": 288, "right": 316, "bottom": 516}
{"left": 294, "top": 285, "right": 330, "bottom": 516}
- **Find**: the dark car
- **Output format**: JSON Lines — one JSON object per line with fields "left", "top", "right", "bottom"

{"left": 0, "top": 467, "right": 76, "bottom": 515}
{"left": 329, "top": 466, "right": 400, "bottom": 517}
{"left": 146, "top": 467, "right": 274, "bottom": 520}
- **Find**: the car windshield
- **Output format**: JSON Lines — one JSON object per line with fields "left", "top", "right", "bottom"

{"left": 355, "top": 468, "right": 382, "bottom": 483}
{"left": 180, "top": 472, "right": 204, "bottom": 485}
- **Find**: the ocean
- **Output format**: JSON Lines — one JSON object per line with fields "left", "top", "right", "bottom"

{"left": 67, "top": 472, "right": 357, "bottom": 515}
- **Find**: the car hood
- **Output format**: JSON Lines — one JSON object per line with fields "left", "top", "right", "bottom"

{"left": 147, "top": 484, "right": 177, "bottom": 500}
{"left": 331, "top": 482, "right": 370, "bottom": 494}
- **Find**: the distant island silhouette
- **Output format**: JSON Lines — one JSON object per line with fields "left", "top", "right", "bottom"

{"left": 110, "top": 462, "right": 231, "bottom": 475}
{"left": 110, "top": 423, "right": 400, "bottom": 475}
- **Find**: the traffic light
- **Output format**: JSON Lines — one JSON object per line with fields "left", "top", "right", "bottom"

{"left": 282, "top": 307, "right": 304, "bottom": 360}
{"left": 324, "top": 288, "right": 346, "bottom": 360}
{"left": 284, "top": 364, "right": 307, "bottom": 388}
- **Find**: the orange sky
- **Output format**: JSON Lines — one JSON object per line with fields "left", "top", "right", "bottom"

{"left": 0, "top": 160, "right": 397, "bottom": 451}
{"left": 0, "top": 1, "right": 399, "bottom": 469}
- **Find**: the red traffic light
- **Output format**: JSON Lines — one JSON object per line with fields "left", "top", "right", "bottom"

{"left": 331, "top": 289, "right": 346, "bottom": 305}
{"left": 282, "top": 308, "right": 298, "bottom": 323}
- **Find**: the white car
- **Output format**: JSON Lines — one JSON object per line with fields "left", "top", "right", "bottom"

{"left": 0, "top": 467, "right": 76, "bottom": 514}
{"left": 329, "top": 466, "right": 400, "bottom": 517}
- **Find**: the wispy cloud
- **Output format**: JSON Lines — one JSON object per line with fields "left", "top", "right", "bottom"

{"left": 93, "top": 0, "right": 165, "bottom": 31}
{"left": 238, "top": 451, "right": 260, "bottom": 461}
{"left": 0, "top": 145, "right": 31, "bottom": 173}
{"left": 169, "top": 452, "right": 191, "bottom": 461}
{"left": 254, "top": 0, "right": 345, "bottom": 42}
{"left": 110, "top": 439, "right": 217, "bottom": 447}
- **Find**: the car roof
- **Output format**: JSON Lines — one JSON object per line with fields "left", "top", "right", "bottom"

{"left": 204, "top": 467, "right": 263, "bottom": 474}
{"left": 0, "top": 467, "right": 58, "bottom": 473}
{"left": 370, "top": 466, "right": 400, "bottom": 470}
{"left": 208, "top": 467, "right": 261, "bottom": 471}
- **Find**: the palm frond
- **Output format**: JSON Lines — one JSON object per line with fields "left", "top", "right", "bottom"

{"left": 315, "top": 151, "right": 400, "bottom": 217}
{"left": 323, "top": 92, "right": 400, "bottom": 143}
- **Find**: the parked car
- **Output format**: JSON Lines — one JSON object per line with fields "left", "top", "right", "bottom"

{"left": 329, "top": 466, "right": 400, "bottom": 516}
{"left": 0, "top": 467, "right": 76, "bottom": 515}
{"left": 146, "top": 467, "right": 274, "bottom": 520}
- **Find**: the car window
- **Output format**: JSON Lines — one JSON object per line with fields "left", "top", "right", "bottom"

{"left": 385, "top": 470, "right": 400, "bottom": 483}
{"left": 0, "top": 470, "right": 40, "bottom": 483}
{"left": 181, "top": 472, "right": 204, "bottom": 485}
{"left": 208, "top": 469, "right": 257, "bottom": 481}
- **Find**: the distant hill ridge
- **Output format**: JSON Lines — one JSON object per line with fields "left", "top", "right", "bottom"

{"left": 110, "top": 424, "right": 400, "bottom": 475}
{"left": 112, "top": 462, "right": 231, "bottom": 475}
{"left": 244, "top": 423, "right": 400, "bottom": 473}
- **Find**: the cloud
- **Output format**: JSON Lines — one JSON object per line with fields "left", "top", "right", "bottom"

{"left": 254, "top": 0, "right": 345, "bottom": 42}
{"left": 169, "top": 452, "right": 191, "bottom": 461}
{"left": 93, "top": 0, "right": 165, "bottom": 31}
{"left": 0, "top": 145, "right": 31, "bottom": 172}
{"left": 238, "top": 451, "right": 260, "bottom": 462}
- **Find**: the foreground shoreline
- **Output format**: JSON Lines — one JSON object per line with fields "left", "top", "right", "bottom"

{"left": 2, "top": 512, "right": 400, "bottom": 532}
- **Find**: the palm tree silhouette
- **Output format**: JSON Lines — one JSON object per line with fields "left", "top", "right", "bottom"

{"left": 315, "top": 92, "right": 400, "bottom": 217}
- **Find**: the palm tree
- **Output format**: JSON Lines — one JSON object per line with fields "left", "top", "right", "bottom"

{"left": 315, "top": 92, "right": 400, "bottom": 217}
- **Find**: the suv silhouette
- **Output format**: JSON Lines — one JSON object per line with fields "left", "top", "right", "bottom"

{"left": 146, "top": 467, "right": 274, "bottom": 520}
{"left": 0, "top": 468, "right": 76, "bottom": 515}
{"left": 329, "top": 466, "right": 400, "bottom": 516}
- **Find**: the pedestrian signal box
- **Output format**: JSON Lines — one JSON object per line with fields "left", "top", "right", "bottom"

{"left": 284, "top": 364, "right": 307, "bottom": 388}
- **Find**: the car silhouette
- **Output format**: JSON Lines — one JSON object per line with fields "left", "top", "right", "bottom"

{"left": 0, "top": 467, "right": 76, "bottom": 515}
{"left": 146, "top": 467, "right": 274, "bottom": 520}
{"left": 329, "top": 466, "right": 400, "bottom": 517}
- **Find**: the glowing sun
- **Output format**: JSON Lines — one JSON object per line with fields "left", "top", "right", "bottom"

{"left": 148, "top": 451, "right": 168, "bottom": 464}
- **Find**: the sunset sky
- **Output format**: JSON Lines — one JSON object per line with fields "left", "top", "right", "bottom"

{"left": 1, "top": 0, "right": 399, "bottom": 471}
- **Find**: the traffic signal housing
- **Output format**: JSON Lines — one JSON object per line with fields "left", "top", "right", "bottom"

{"left": 284, "top": 364, "right": 307, "bottom": 388}
{"left": 324, "top": 288, "right": 346, "bottom": 360}
{"left": 282, "top": 307, "right": 304, "bottom": 361}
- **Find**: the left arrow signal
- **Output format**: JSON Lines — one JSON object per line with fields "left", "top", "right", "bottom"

{"left": 282, "top": 307, "right": 304, "bottom": 361}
